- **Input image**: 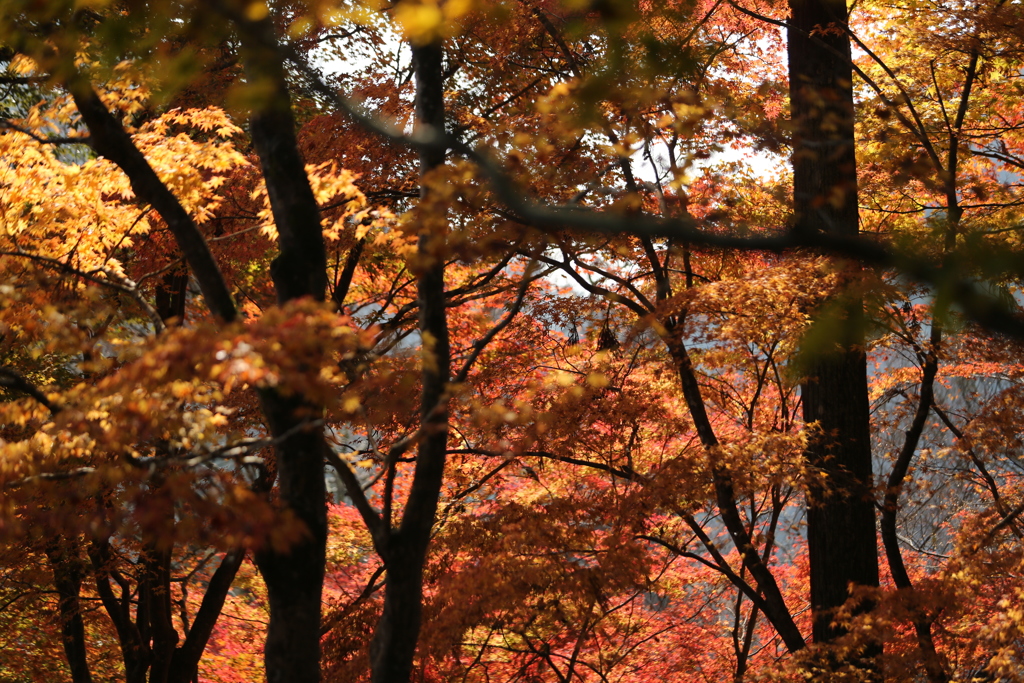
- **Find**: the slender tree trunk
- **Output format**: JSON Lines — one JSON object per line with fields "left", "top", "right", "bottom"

{"left": 233, "top": 13, "right": 331, "bottom": 683}
{"left": 879, "top": 330, "right": 947, "bottom": 683}
{"left": 787, "top": 0, "right": 881, "bottom": 652}
{"left": 45, "top": 538, "right": 94, "bottom": 683}
{"left": 665, "top": 340, "right": 806, "bottom": 653}
{"left": 167, "top": 550, "right": 246, "bottom": 683}
{"left": 88, "top": 536, "right": 150, "bottom": 683}
{"left": 144, "top": 544, "right": 179, "bottom": 683}
{"left": 369, "top": 38, "right": 451, "bottom": 683}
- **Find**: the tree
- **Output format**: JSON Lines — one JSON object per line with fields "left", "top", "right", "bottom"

{"left": 2, "top": 1, "right": 1024, "bottom": 682}
{"left": 787, "top": 0, "right": 880, "bottom": 662}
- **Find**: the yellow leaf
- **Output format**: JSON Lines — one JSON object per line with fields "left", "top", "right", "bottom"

{"left": 245, "top": 2, "right": 270, "bottom": 21}
{"left": 395, "top": 0, "right": 444, "bottom": 43}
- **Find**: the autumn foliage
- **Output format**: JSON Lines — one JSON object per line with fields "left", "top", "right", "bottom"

{"left": 1, "top": 0, "right": 1024, "bottom": 682}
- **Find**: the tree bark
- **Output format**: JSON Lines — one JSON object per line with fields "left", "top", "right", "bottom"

{"left": 368, "top": 39, "right": 451, "bottom": 683}
{"left": 45, "top": 538, "right": 94, "bottom": 683}
{"left": 666, "top": 340, "right": 806, "bottom": 653}
{"left": 254, "top": 390, "right": 329, "bottom": 683}
{"left": 233, "top": 13, "right": 331, "bottom": 683}
{"left": 143, "top": 544, "right": 179, "bottom": 683}
{"left": 787, "top": 0, "right": 881, "bottom": 651}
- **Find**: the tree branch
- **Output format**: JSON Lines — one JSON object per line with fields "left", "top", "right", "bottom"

{"left": 0, "top": 119, "right": 90, "bottom": 145}
{"left": 65, "top": 78, "right": 236, "bottom": 322}
{"left": 0, "top": 366, "right": 59, "bottom": 414}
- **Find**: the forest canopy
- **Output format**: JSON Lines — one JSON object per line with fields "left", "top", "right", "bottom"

{"left": 1, "top": 0, "right": 1024, "bottom": 682}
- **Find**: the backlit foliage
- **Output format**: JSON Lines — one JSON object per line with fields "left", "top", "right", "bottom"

{"left": 0, "top": 0, "right": 1023, "bottom": 682}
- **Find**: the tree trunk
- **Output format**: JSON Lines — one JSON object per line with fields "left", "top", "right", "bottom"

{"left": 68, "top": 14, "right": 326, "bottom": 683}
{"left": 234, "top": 13, "right": 331, "bottom": 683}
{"left": 369, "top": 38, "right": 451, "bottom": 683}
{"left": 802, "top": 350, "right": 878, "bottom": 643}
{"left": 144, "top": 544, "right": 179, "bottom": 683}
{"left": 45, "top": 538, "right": 93, "bottom": 683}
{"left": 88, "top": 536, "right": 149, "bottom": 683}
{"left": 666, "top": 340, "right": 806, "bottom": 653}
{"left": 788, "top": 0, "right": 881, "bottom": 654}
{"left": 167, "top": 549, "right": 246, "bottom": 683}
{"left": 254, "top": 391, "right": 329, "bottom": 683}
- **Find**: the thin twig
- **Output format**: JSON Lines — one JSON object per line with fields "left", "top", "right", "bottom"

{"left": 0, "top": 120, "right": 91, "bottom": 146}
{"left": 453, "top": 259, "right": 538, "bottom": 384}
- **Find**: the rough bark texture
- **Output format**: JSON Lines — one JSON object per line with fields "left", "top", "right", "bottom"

{"left": 234, "top": 14, "right": 330, "bottom": 683}
{"left": 801, "top": 349, "right": 878, "bottom": 642}
{"left": 369, "top": 39, "right": 451, "bottom": 683}
{"left": 787, "top": 0, "right": 881, "bottom": 648}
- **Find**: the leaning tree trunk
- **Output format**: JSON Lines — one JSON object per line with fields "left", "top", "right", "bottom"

{"left": 787, "top": 0, "right": 881, "bottom": 653}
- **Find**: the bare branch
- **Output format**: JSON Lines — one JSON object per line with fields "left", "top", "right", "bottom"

{"left": 0, "top": 366, "right": 59, "bottom": 414}
{"left": 0, "top": 120, "right": 91, "bottom": 146}
{"left": 453, "top": 259, "right": 538, "bottom": 384}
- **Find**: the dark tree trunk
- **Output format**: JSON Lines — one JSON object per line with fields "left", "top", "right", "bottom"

{"left": 155, "top": 267, "right": 188, "bottom": 325}
{"left": 369, "top": 39, "right": 451, "bottom": 683}
{"left": 167, "top": 550, "right": 246, "bottom": 683}
{"left": 666, "top": 340, "right": 806, "bottom": 653}
{"left": 143, "top": 544, "right": 179, "bottom": 683}
{"left": 787, "top": 0, "right": 881, "bottom": 651}
{"left": 45, "top": 538, "right": 94, "bottom": 683}
{"left": 66, "top": 18, "right": 322, "bottom": 683}
{"left": 801, "top": 350, "right": 878, "bottom": 642}
{"left": 254, "top": 390, "right": 329, "bottom": 683}
{"left": 88, "top": 536, "right": 150, "bottom": 683}
{"left": 234, "top": 13, "right": 330, "bottom": 683}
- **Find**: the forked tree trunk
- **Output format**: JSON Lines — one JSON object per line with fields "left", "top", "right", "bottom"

{"left": 787, "top": 0, "right": 881, "bottom": 653}
{"left": 67, "top": 12, "right": 328, "bottom": 683}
